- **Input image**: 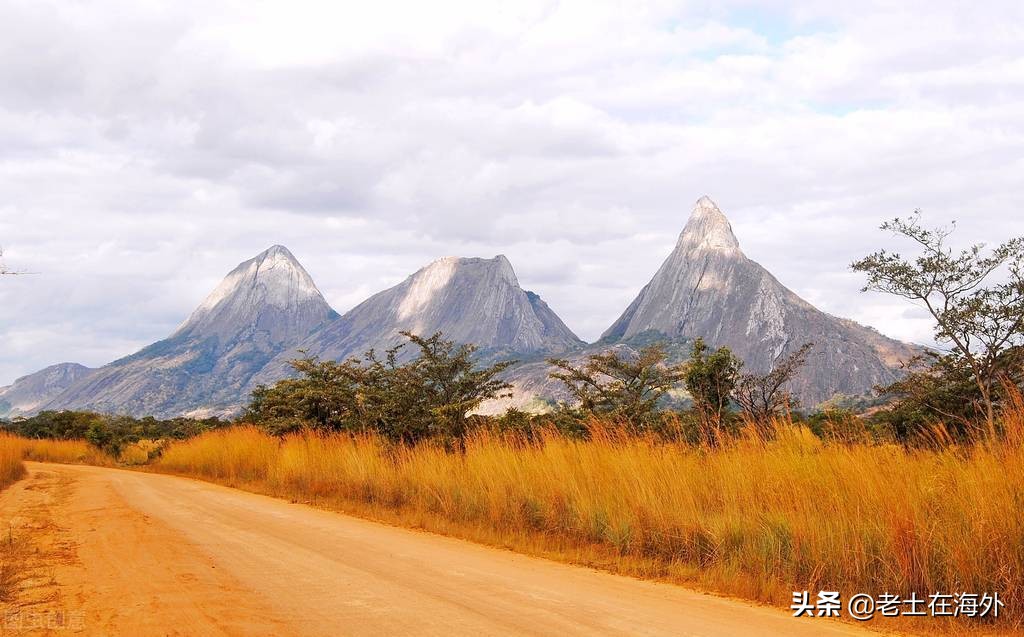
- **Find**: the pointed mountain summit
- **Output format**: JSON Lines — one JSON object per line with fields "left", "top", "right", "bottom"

{"left": 676, "top": 195, "right": 741, "bottom": 252}
{"left": 603, "top": 196, "right": 919, "bottom": 404}
{"left": 175, "top": 245, "right": 331, "bottom": 341}
{"left": 0, "top": 363, "right": 94, "bottom": 418}
{"left": 254, "top": 254, "right": 583, "bottom": 385}
{"left": 43, "top": 246, "right": 337, "bottom": 418}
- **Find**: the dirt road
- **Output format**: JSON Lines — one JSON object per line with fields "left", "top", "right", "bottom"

{"left": 0, "top": 463, "right": 875, "bottom": 636}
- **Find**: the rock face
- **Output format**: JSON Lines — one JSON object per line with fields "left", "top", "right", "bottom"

{"left": 0, "top": 363, "right": 94, "bottom": 418}
{"left": 43, "top": 246, "right": 337, "bottom": 418}
{"left": 255, "top": 255, "right": 584, "bottom": 384}
{"left": 602, "top": 196, "right": 918, "bottom": 405}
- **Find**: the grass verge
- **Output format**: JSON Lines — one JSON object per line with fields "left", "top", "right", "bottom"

{"left": 154, "top": 423, "right": 1022, "bottom": 633}
{"left": 0, "top": 433, "right": 27, "bottom": 492}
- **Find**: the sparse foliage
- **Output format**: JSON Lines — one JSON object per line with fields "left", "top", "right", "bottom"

{"left": 245, "top": 354, "right": 366, "bottom": 434}
{"left": 733, "top": 343, "right": 812, "bottom": 435}
{"left": 852, "top": 213, "right": 1024, "bottom": 432}
{"left": 683, "top": 338, "right": 742, "bottom": 446}
{"left": 548, "top": 345, "right": 686, "bottom": 432}
{"left": 872, "top": 348, "right": 1024, "bottom": 443}
{"left": 399, "top": 332, "right": 517, "bottom": 443}
{"left": 247, "top": 332, "right": 515, "bottom": 445}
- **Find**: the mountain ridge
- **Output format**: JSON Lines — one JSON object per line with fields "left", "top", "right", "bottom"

{"left": 251, "top": 254, "right": 584, "bottom": 388}
{"left": 12, "top": 200, "right": 919, "bottom": 418}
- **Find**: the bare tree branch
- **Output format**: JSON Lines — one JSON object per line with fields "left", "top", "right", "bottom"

{"left": 734, "top": 343, "right": 813, "bottom": 432}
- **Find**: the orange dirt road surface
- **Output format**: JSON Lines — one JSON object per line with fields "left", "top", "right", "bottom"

{"left": 1, "top": 462, "right": 879, "bottom": 636}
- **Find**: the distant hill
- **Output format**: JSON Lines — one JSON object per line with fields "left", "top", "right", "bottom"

{"left": 0, "top": 363, "right": 94, "bottom": 418}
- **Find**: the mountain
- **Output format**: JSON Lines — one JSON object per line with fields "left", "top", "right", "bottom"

{"left": 0, "top": 363, "right": 94, "bottom": 418}
{"left": 21, "top": 201, "right": 915, "bottom": 418}
{"left": 254, "top": 255, "right": 584, "bottom": 384}
{"left": 43, "top": 246, "right": 337, "bottom": 418}
{"left": 600, "top": 196, "right": 918, "bottom": 404}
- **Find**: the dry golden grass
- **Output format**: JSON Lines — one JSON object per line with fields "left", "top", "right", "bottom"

{"left": 0, "top": 433, "right": 26, "bottom": 491}
{"left": 0, "top": 434, "right": 29, "bottom": 603}
{"left": 155, "top": 417, "right": 1024, "bottom": 632}
{"left": 0, "top": 433, "right": 113, "bottom": 470}
{"left": 0, "top": 524, "right": 27, "bottom": 603}
{"left": 118, "top": 439, "right": 164, "bottom": 465}
{"left": 21, "top": 438, "right": 113, "bottom": 465}
{"left": 157, "top": 426, "right": 278, "bottom": 481}
{"left": 4, "top": 400, "right": 1021, "bottom": 631}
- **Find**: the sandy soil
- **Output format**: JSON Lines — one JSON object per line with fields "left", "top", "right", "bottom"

{"left": 0, "top": 462, "right": 877, "bottom": 636}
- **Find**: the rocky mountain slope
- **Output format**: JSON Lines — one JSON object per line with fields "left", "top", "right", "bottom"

{"left": 254, "top": 255, "right": 583, "bottom": 385}
{"left": 42, "top": 246, "right": 337, "bottom": 418}
{"left": 485, "top": 197, "right": 917, "bottom": 412}
{"left": 0, "top": 363, "right": 94, "bottom": 418}
{"left": 601, "top": 196, "right": 917, "bottom": 404}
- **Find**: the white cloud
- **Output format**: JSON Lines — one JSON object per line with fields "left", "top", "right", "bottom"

{"left": 1, "top": 0, "right": 1023, "bottom": 383}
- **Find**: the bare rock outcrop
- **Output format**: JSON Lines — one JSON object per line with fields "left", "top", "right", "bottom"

{"left": 254, "top": 255, "right": 584, "bottom": 386}
{"left": 42, "top": 246, "right": 337, "bottom": 418}
{"left": 601, "top": 196, "right": 918, "bottom": 405}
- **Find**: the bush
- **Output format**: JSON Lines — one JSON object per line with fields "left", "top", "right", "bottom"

{"left": 6, "top": 410, "right": 226, "bottom": 456}
{"left": 246, "top": 332, "right": 514, "bottom": 445}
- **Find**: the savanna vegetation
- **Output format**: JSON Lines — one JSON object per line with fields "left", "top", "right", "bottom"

{"left": 245, "top": 331, "right": 514, "bottom": 445}
{"left": 4, "top": 410, "right": 226, "bottom": 459}
{"left": 154, "top": 410, "right": 1024, "bottom": 631}
{"left": 853, "top": 212, "right": 1024, "bottom": 441}
{"left": 1, "top": 212, "right": 1022, "bottom": 630}
{"left": 0, "top": 432, "right": 114, "bottom": 468}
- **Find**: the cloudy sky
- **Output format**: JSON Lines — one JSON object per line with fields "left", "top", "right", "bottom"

{"left": 1, "top": 0, "right": 1023, "bottom": 385}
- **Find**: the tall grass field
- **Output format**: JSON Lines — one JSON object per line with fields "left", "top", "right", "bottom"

{"left": 155, "top": 418, "right": 1024, "bottom": 631}
{"left": 0, "top": 433, "right": 26, "bottom": 491}
{"left": 0, "top": 434, "right": 112, "bottom": 482}
{"left": 3, "top": 402, "right": 1021, "bottom": 630}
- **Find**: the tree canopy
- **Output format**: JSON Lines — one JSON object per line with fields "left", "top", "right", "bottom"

{"left": 246, "top": 332, "right": 515, "bottom": 445}
{"left": 683, "top": 338, "right": 742, "bottom": 446}
{"left": 852, "top": 213, "right": 1024, "bottom": 432}
{"left": 734, "top": 343, "right": 813, "bottom": 433}
{"left": 547, "top": 345, "right": 686, "bottom": 432}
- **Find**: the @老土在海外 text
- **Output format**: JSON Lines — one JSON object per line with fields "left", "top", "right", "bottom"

{"left": 791, "top": 591, "right": 1003, "bottom": 621}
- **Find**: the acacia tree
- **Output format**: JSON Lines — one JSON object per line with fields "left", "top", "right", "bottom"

{"left": 399, "top": 331, "right": 515, "bottom": 444}
{"left": 247, "top": 332, "right": 514, "bottom": 445}
{"left": 684, "top": 338, "right": 742, "bottom": 446}
{"left": 548, "top": 345, "right": 686, "bottom": 431}
{"left": 874, "top": 350, "right": 995, "bottom": 442}
{"left": 245, "top": 353, "right": 368, "bottom": 434}
{"left": 852, "top": 213, "right": 1024, "bottom": 432}
{"left": 733, "top": 342, "right": 812, "bottom": 434}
